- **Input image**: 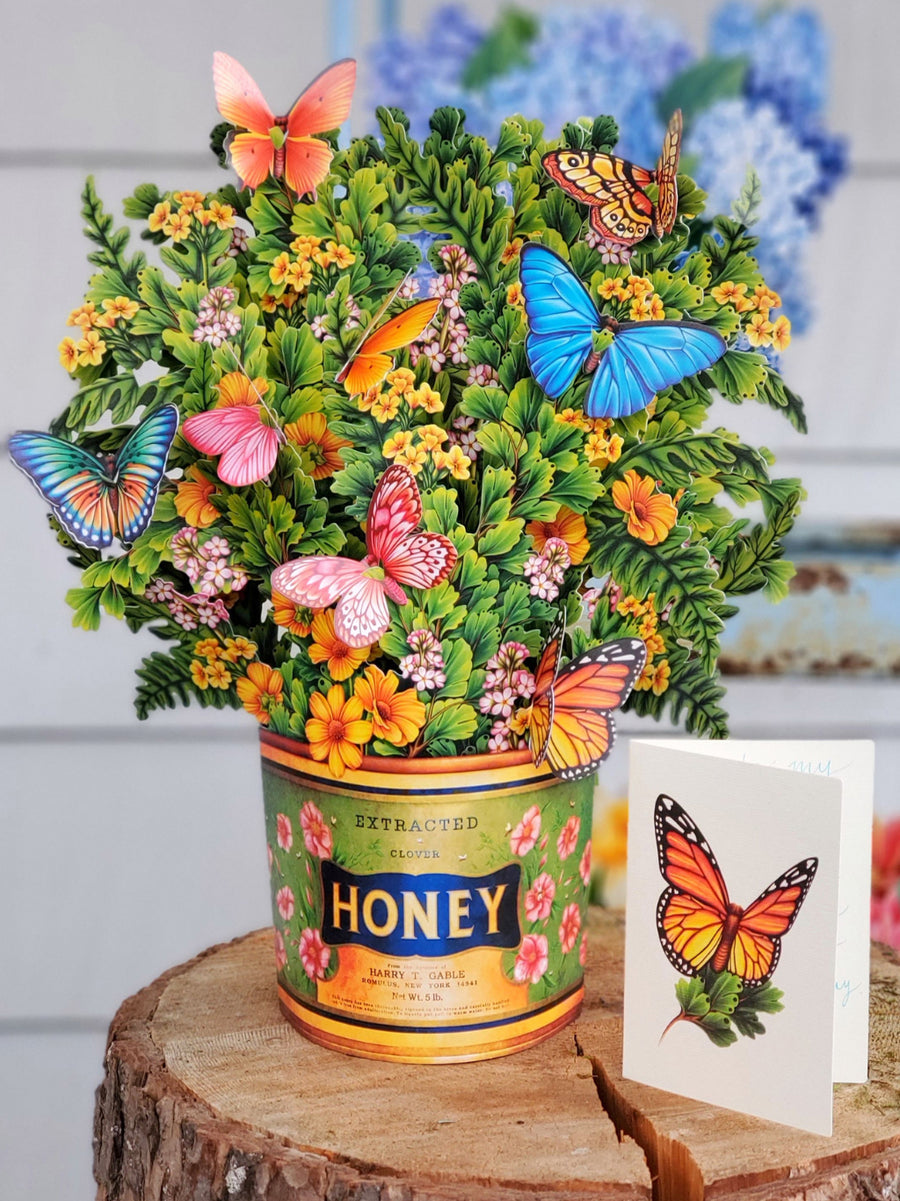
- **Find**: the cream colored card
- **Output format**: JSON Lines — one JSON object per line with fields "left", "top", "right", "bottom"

{"left": 623, "top": 741, "right": 849, "bottom": 1136}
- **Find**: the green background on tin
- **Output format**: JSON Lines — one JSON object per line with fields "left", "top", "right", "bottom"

{"left": 262, "top": 764, "right": 593, "bottom": 1008}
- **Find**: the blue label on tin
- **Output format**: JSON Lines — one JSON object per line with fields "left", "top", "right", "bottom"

{"left": 321, "top": 860, "right": 522, "bottom": 957}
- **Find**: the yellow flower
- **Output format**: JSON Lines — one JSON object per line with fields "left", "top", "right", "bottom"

{"left": 223, "top": 636, "right": 257, "bottom": 662}
{"left": 638, "top": 612, "right": 658, "bottom": 640}
{"left": 174, "top": 465, "right": 219, "bottom": 528}
{"left": 506, "top": 282, "right": 525, "bottom": 309}
{"left": 371, "top": 392, "right": 402, "bottom": 423}
{"left": 66, "top": 302, "right": 98, "bottom": 329}
{"left": 305, "top": 685, "right": 372, "bottom": 778}
{"left": 357, "top": 386, "right": 381, "bottom": 413}
{"left": 290, "top": 234, "right": 321, "bottom": 258}
{"left": 395, "top": 443, "right": 428, "bottom": 474}
{"left": 271, "top": 591, "right": 315, "bottom": 637}
{"left": 624, "top": 275, "right": 653, "bottom": 298}
{"left": 617, "top": 595, "right": 647, "bottom": 618}
{"left": 207, "top": 200, "right": 236, "bottom": 230}
{"left": 416, "top": 424, "right": 447, "bottom": 451}
{"left": 771, "top": 314, "right": 791, "bottom": 352}
{"left": 163, "top": 211, "right": 192, "bottom": 242}
{"left": 611, "top": 470, "right": 678, "bottom": 546}
{"left": 500, "top": 237, "right": 523, "bottom": 264}
{"left": 148, "top": 201, "right": 171, "bottom": 233}
{"left": 526, "top": 505, "right": 590, "bottom": 566}
{"left": 629, "top": 297, "right": 652, "bottom": 322}
{"left": 216, "top": 372, "right": 268, "bottom": 407}
{"left": 195, "top": 638, "right": 224, "bottom": 663}
{"left": 585, "top": 432, "right": 610, "bottom": 463}
{"left": 102, "top": 296, "right": 140, "bottom": 322}
{"left": 190, "top": 661, "right": 210, "bottom": 690}
{"left": 710, "top": 280, "right": 747, "bottom": 306}
{"left": 174, "top": 190, "right": 205, "bottom": 214}
{"left": 280, "top": 290, "right": 299, "bottom": 310}
{"left": 753, "top": 284, "right": 781, "bottom": 313}
{"left": 433, "top": 444, "right": 471, "bottom": 480}
{"left": 651, "top": 659, "right": 671, "bottom": 695}
{"left": 385, "top": 367, "right": 416, "bottom": 395}
{"left": 313, "top": 249, "right": 332, "bottom": 269}
{"left": 408, "top": 383, "right": 443, "bottom": 413}
{"left": 206, "top": 660, "right": 233, "bottom": 689}
{"left": 324, "top": 240, "right": 356, "bottom": 268}
{"left": 285, "top": 258, "right": 313, "bottom": 292}
{"left": 77, "top": 330, "right": 106, "bottom": 366}
{"left": 633, "top": 662, "right": 655, "bottom": 692}
{"left": 58, "top": 337, "right": 80, "bottom": 372}
{"left": 269, "top": 252, "right": 291, "bottom": 287}
{"left": 382, "top": 430, "right": 414, "bottom": 459}
{"left": 647, "top": 294, "right": 665, "bottom": 320}
{"left": 259, "top": 294, "right": 278, "bottom": 313}
{"left": 557, "top": 407, "right": 591, "bottom": 431}
{"left": 745, "top": 312, "right": 774, "bottom": 348}
{"left": 599, "top": 278, "right": 627, "bottom": 302}
{"left": 308, "top": 610, "right": 370, "bottom": 679}
{"left": 644, "top": 632, "right": 666, "bottom": 659}
{"left": 285, "top": 412, "right": 350, "bottom": 479}
{"left": 236, "top": 662, "right": 283, "bottom": 725}
{"left": 605, "top": 433, "right": 624, "bottom": 463}
{"left": 354, "top": 665, "right": 426, "bottom": 747}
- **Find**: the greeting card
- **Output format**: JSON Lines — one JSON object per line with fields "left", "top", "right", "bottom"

{"left": 623, "top": 739, "right": 873, "bottom": 1136}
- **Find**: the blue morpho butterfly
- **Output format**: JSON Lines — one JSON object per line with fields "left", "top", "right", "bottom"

{"left": 519, "top": 244, "right": 726, "bottom": 419}
{"left": 9, "top": 404, "right": 178, "bottom": 549}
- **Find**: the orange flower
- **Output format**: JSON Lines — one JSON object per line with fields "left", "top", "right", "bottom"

{"left": 58, "top": 336, "right": 80, "bottom": 372}
{"left": 305, "top": 684, "right": 373, "bottom": 777}
{"left": 611, "top": 470, "right": 678, "bottom": 546}
{"left": 710, "top": 280, "right": 748, "bottom": 307}
{"left": 216, "top": 371, "right": 269, "bottom": 407}
{"left": 650, "top": 659, "right": 671, "bottom": 695}
{"left": 308, "top": 610, "right": 370, "bottom": 680}
{"left": 745, "top": 313, "right": 774, "bottom": 348}
{"left": 284, "top": 412, "right": 351, "bottom": 479}
{"left": 271, "top": 590, "right": 315, "bottom": 637}
{"left": 500, "top": 237, "right": 524, "bottom": 264}
{"left": 354, "top": 666, "right": 426, "bottom": 746}
{"left": 771, "top": 315, "right": 791, "bottom": 352}
{"left": 236, "top": 662, "right": 284, "bottom": 725}
{"left": 526, "top": 505, "right": 590, "bottom": 566}
{"left": 174, "top": 465, "right": 219, "bottom": 528}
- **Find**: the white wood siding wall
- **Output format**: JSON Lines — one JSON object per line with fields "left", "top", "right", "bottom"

{"left": 1, "top": 2, "right": 897, "bottom": 1195}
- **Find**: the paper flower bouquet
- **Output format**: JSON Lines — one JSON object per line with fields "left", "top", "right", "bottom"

{"left": 9, "top": 52, "right": 810, "bottom": 1061}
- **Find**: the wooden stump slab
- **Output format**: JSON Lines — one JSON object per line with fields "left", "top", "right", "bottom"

{"left": 94, "top": 910, "right": 900, "bottom": 1201}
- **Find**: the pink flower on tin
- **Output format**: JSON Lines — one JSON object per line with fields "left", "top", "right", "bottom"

{"left": 510, "top": 804, "right": 542, "bottom": 856}
{"left": 559, "top": 903, "right": 582, "bottom": 954}
{"left": 557, "top": 816, "right": 581, "bottom": 861}
{"left": 300, "top": 800, "right": 333, "bottom": 859}
{"left": 579, "top": 930, "right": 588, "bottom": 967}
{"left": 524, "top": 872, "right": 556, "bottom": 923}
{"left": 276, "top": 813, "right": 293, "bottom": 852}
{"left": 579, "top": 839, "right": 593, "bottom": 888}
{"left": 276, "top": 885, "right": 295, "bottom": 921}
{"left": 514, "top": 933, "right": 549, "bottom": 984}
{"left": 299, "top": 927, "right": 332, "bottom": 980}
{"left": 273, "top": 929, "right": 288, "bottom": 970}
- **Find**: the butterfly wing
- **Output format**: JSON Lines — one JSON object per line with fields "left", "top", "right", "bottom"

{"left": 652, "top": 110, "right": 682, "bottom": 238}
{"left": 111, "top": 404, "right": 178, "bottom": 542}
{"left": 213, "top": 52, "right": 274, "bottom": 132}
{"left": 182, "top": 406, "right": 280, "bottom": 486}
{"left": 542, "top": 149, "right": 655, "bottom": 248}
{"left": 283, "top": 138, "right": 336, "bottom": 198}
{"left": 271, "top": 556, "right": 366, "bottom": 612}
{"left": 9, "top": 431, "right": 117, "bottom": 548}
{"left": 654, "top": 794, "right": 731, "bottom": 976}
{"left": 584, "top": 320, "right": 727, "bottom": 419}
{"left": 528, "top": 610, "right": 566, "bottom": 768}
{"left": 228, "top": 132, "right": 277, "bottom": 191}
{"left": 541, "top": 638, "right": 646, "bottom": 779}
{"left": 285, "top": 59, "right": 357, "bottom": 137}
{"left": 338, "top": 298, "right": 440, "bottom": 395}
{"left": 334, "top": 573, "right": 391, "bottom": 648}
{"left": 520, "top": 244, "right": 601, "bottom": 399}
{"left": 727, "top": 858, "right": 819, "bottom": 985}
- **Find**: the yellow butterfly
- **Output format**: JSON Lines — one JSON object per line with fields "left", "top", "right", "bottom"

{"left": 541, "top": 110, "right": 682, "bottom": 251}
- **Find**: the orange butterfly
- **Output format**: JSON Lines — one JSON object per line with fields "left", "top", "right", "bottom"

{"left": 541, "top": 110, "right": 682, "bottom": 250}
{"left": 655, "top": 794, "right": 818, "bottom": 985}
{"left": 213, "top": 53, "right": 356, "bottom": 196}
{"left": 528, "top": 615, "right": 646, "bottom": 780}
{"left": 336, "top": 297, "right": 440, "bottom": 396}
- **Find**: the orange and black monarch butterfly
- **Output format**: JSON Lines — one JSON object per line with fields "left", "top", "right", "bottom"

{"left": 541, "top": 110, "right": 682, "bottom": 250}
{"left": 527, "top": 613, "right": 646, "bottom": 780}
{"left": 655, "top": 794, "right": 818, "bottom": 986}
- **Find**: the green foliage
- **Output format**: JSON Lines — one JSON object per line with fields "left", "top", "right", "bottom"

{"left": 667, "top": 965, "right": 784, "bottom": 1048}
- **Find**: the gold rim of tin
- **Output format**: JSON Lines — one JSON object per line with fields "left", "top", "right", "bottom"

{"left": 260, "top": 729, "right": 535, "bottom": 775}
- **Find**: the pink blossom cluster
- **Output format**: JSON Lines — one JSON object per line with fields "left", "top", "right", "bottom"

{"left": 448, "top": 414, "right": 481, "bottom": 462}
{"left": 409, "top": 243, "right": 476, "bottom": 373}
{"left": 523, "top": 536, "right": 572, "bottom": 601}
{"left": 144, "top": 578, "right": 229, "bottom": 630}
{"left": 170, "top": 527, "right": 249, "bottom": 596}
{"left": 399, "top": 628, "right": 446, "bottom": 691}
{"left": 465, "top": 363, "right": 499, "bottom": 388}
{"left": 216, "top": 226, "right": 249, "bottom": 263}
{"left": 584, "top": 227, "right": 632, "bottom": 265}
{"left": 193, "top": 286, "right": 241, "bottom": 346}
{"left": 480, "top": 642, "right": 535, "bottom": 718}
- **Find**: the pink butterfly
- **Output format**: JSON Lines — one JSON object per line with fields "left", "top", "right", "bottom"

{"left": 271, "top": 464, "right": 457, "bottom": 648}
{"left": 182, "top": 390, "right": 283, "bottom": 487}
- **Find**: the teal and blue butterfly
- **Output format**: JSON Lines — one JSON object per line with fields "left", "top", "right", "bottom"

{"left": 519, "top": 244, "right": 726, "bottom": 419}
{"left": 9, "top": 404, "right": 178, "bottom": 549}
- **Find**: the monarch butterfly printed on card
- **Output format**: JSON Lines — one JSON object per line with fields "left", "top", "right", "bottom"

{"left": 655, "top": 794, "right": 818, "bottom": 985}
{"left": 541, "top": 110, "right": 683, "bottom": 250}
{"left": 527, "top": 613, "right": 646, "bottom": 780}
